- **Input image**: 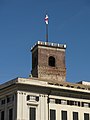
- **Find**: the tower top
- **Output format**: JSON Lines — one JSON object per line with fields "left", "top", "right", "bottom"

{"left": 31, "top": 41, "right": 67, "bottom": 83}
{"left": 31, "top": 41, "right": 66, "bottom": 51}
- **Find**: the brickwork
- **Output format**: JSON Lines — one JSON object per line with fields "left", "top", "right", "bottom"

{"left": 31, "top": 41, "right": 66, "bottom": 82}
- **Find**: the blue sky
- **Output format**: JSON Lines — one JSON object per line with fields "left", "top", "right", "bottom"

{"left": 0, "top": 0, "right": 90, "bottom": 84}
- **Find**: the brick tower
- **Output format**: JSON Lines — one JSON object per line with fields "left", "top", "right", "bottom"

{"left": 31, "top": 41, "right": 66, "bottom": 82}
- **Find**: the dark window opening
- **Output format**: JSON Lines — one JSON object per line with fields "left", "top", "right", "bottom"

{"left": 78, "top": 102, "right": 80, "bottom": 106}
{"left": 73, "top": 112, "right": 78, "bottom": 120}
{"left": 27, "top": 95, "right": 30, "bottom": 101}
{"left": 84, "top": 113, "right": 89, "bottom": 120}
{"left": 61, "top": 111, "right": 67, "bottom": 120}
{"left": 36, "top": 97, "right": 39, "bottom": 102}
{"left": 30, "top": 107, "right": 36, "bottom": 120}
{"left": 49, "top": 56, "right": 55, "bottom": 67}
{"left": 69, "top": 101, "right": 74, "bottom": 105}
{"left": 1, "top": 99, "right": 5, "bottom": 105}
{"left": 55, "top": 99, "right": 61, "bottom": 104}
{"left": 1, "top": 111, "right": 4, "bottom": 120}
{"left": 9, "top": 108, "right": 13, "bottom": 120}
{"left": 7, "top": 97, "right": 10, "bottom": 103}
{"left": 50, "top": 109, "right": 56, "bottom": 120}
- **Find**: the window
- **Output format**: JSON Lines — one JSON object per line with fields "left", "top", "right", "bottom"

{"left": 73, "top": 112, "right": 78, "bottom": 120}
{"left": 55, "top": 99, "right": 61, "bottom": 104}
{"left": 1, "top": 111, "right": 4, "bottom": 120}
{"left": 84, "top": 113, "right": 89, "bottom": 120}
{"left": 30, "top": 107, "right": 36, "bottom": 120}
{"left": 7, "top": 97, "right": 10, "bottom": 103}
{"left": 36, "top": 97, "right": 39, "bottom": 102}
{"left": 50, "top": 109, "right": 56, "bottom": 120}
{"left": 27, "top": 95, "right": 30, "bottom": 100}
{"left": 9, "top": 108, "right": 13, "bottom": 120}
{"left": 78, "top": 102, "right": 80, "bottom": 107}
{"left": 49, "top": 56, "right": 55, "bottom": 67}
{"left": 7, "top": 95, "right": 14, "bottom": 103}
{"left": 69, "top": 101, "right": 74, "bottom": 105}
{"left": 61, "top": 111, "right": 67, "bottom": 120}
{"left": 1, "top": 99, "right": 5, "bottom": 105}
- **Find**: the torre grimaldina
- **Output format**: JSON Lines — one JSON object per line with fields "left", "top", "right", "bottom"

{"left": 31, "top": 41, "right": 66, "bottom": 82}
{"left": 0, "top": 41, "right": 90, "bottom": 120}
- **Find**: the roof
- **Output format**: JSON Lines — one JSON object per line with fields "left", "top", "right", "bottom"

{"left": 0, "top": 77, "right": 90, "bottom": 94}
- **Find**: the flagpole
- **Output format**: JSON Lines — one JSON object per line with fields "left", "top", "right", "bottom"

{"left": 46, "top": 23, "right": 48, "bottom": 42}
{"left": 45, "top": 14, "right": 49, "bottom": 42}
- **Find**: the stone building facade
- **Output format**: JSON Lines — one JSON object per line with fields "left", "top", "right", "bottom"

{"left": 0, "top": 41, "right": 90, "bottom": 120}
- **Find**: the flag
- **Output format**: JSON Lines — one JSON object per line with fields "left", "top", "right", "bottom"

{"left": 45, "top": 14, "right": 48, "bottom": 24}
